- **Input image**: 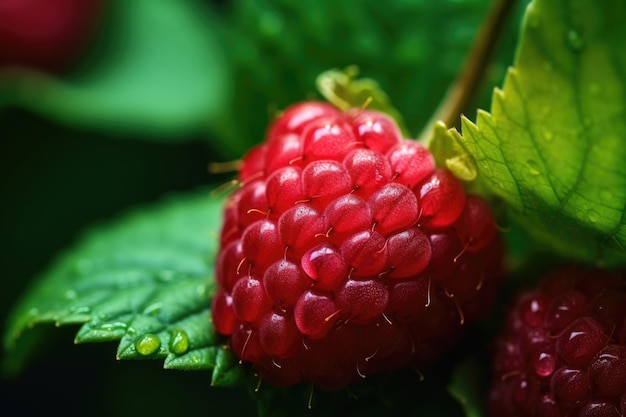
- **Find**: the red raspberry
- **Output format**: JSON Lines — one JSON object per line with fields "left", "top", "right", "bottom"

{"left": 489, "top": 265, "right": 626, "bottom": 417}
{"left": 0, "top": 0, "right": 104, "bottom": 73}
{"left": 212, "top": 101, "right": 504, "bottom": 389}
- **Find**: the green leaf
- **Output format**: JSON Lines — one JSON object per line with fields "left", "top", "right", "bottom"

{"left": 3, "top": 190, "right": 245, "bottom": 386}
{"left": 0, "top": 0, "right": 230, "bottom": 143}
{"left": 457, "top": 0, "right": 626, "bottom": 266}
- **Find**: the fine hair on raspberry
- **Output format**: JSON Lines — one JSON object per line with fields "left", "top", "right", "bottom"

{"left": 212, "top": 101, "right": 504, "bottom": 389}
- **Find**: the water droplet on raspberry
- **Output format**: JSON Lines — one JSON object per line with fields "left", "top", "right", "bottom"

{"left": 340, "top": 230, "right": 388, "bottom": 277}
{"left": 336, "top": 279, "right": 389, "bottom": 324}
{"left": 324, "top": 194, "right": 372, "bottom": 244}
{"left": 520, "top": 294, "right": 550, "bottom": 328}
{"left": 368, "top": 183, "right": 419, "bottom": 236}
{"left": 266, "top": 166, "right": 304, "bottom": 214}
{"left": 278, "top": 204, "right": 325, "bottom": 258}
{"left": 531, "top": 347, "right": 557, "bottom": 377}
{"left": 302, "top": 116, "right": 358, "bottom": 162}
{"left": 294, "top": 290, "right": 340, "bottom": 339}
{"left": 418, "top": 169, "right": 466, "bottom": 229}
{"left": 211, "top": 290, "right": 237, "bottom": 335}
{"left": 301, "top": 243, "right": 348, "bottom": 291}
{"left": 231, "top": 275, "right": 272, "bottom": 324}
{"left": 263, "top": 259, "right": 310, "bottom": 307}
{"left": 589, "top": 345, "right": 626, "bottom": 396}
{"left": 349, "top": 109, "right": 402, "bottom": 153}
{"left": 258, "top": 312, "right": 300, "bottom": 358}
{"left": 386, "top": 140, "right": 434, "bottom": 187}
{"left": 301, "top": 160, "right": 352, "bottom": 208}
{"left": 386, "top": 227, "right": 431, "bottom": 278}
{"left": 343, "top": 148, "right": 392, "bottom": 198}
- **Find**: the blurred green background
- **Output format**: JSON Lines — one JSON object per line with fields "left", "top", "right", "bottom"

{"left": 0, "top": 0, "right": 526, "bottom": 415}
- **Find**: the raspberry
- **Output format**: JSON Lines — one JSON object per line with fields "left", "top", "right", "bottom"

{"left": 489, "top": 266, "right": 626, "bottom": 417}
{"left": 212, "top": 101, "right": 504, "bottom": 389}
{"left": 0, "top": 0, "right": 103, "bottom": 73}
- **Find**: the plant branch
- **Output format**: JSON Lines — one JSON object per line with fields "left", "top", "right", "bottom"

{"left": 418, "top": 0, "right": 518, "bottom": 143}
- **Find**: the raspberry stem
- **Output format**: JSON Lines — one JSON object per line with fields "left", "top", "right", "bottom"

{"left": 418, "top": 0, "right": 517, "bottom": 143}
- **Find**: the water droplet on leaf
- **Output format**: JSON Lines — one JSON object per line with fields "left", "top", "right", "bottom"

{"left": 143, "top": 302, "right": 163, "bottom": 316}
{"left": 490, "top": 178, "right": 505, "bottom": 191}
{"left": 75, "top": 258, "right": 94, "bottom": 274}
{"left": 259, "top": 12, "right": 283, "bottom": 37}
{"left": 135, "top": 334, "right": 161, "bottom": 356}
{"left": 100, "top": 322, "right": 128, "bottom": 332}
{"left": 169, "top": 329, "right": 190, "bottom": 355}
{"left": 543, "top": 130, "right": 554, "bottom": 142}
{"left": 586, "top": 209, "right": 599, "bottom": 224}
{"left": 527, "top": 160, "right": 541, "bottom": 176}
{"left": 69, "top": 306, "right": 91, "bottom": 315}
{"left": 157, "top": 270, "right": 175, "bottom": 282}
{"left": 600, "top": 189, "right": 614, "bottom": 201}
{"left": 566, "top": 29, "right": 585, "bottom": 52}
{"left": 196, "top": 284, "right": 208, "bottom": 298}
{"left": 589, "top": 83, "right": 601, "bottom": 95}
{"left": 527, "top": 14, "right": 540, "bottom": 29}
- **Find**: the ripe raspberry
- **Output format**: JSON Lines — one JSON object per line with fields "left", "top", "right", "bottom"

{"left": 489, "top": 265, "right": 626, "bottom": 417}
{"left": 212, "top": 101, "right": 504, "bottom": 389}
{"left": 0, "top": 0, "right": 103, "bottom": 73}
